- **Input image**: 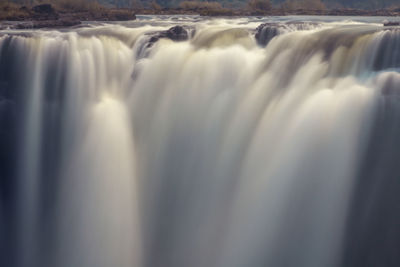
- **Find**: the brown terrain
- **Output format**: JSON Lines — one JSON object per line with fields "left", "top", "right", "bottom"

{"left": 0, "top": 2, "right": 136, "bottom": 29}
{"left": 0, "top": 1, "right": 399, "bottom": 30}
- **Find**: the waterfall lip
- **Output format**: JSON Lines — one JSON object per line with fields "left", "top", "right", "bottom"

{"left": 0, "top": 17, "right": 395, "bottom": 44}
{"left": 0, "top": 15, "right": 396, "bottom": 33}
{"left": 0, "top": 32, "right": 35, "bottom": 38}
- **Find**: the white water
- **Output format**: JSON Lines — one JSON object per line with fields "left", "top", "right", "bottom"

{"left": 0, "top": 16, "right": 399, "bottom": 267}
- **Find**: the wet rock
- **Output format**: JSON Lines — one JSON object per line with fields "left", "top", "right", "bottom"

{"left": 147, "top": 26, "right": 189, "bottom": 47}
{"left": 384, "top": 22, "right": 400, "bottom": 27}
{"left": 255, "top": 23, "right": 279, "bottom": 46}
{"left": 165, "top": 26, "right": 189, "bottom": 41}
{"left": 148, "top": 35, "right": 160, "bottom": 44}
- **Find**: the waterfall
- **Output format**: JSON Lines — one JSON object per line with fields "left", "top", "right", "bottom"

{"left": 0, "top": 16, "right": 399, "bottom": 267}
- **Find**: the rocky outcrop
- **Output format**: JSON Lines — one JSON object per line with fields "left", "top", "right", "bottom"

{"left": 165, "top": 26, "right": 189, "bottom": 41}
{"left": 254, "top": 22, "right": 321, "bottom": 46}
{"left": 32, "top": 4, "right": 54, "bottom": 14}
{"left": 148, "top": 26, "right": 189, "bottom": 46}
{"left": 255, "top": 23, "right": 280, "bottom": 47}
{"left": 32, "top": 4, "right": 59, "bottom": 20}
{"left": 384, "top": 22, "right": 400, "bottom": 27}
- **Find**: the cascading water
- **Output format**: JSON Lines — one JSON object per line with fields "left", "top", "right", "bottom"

{"left": 0, "top": 15, "right": 399, "bottom": 267}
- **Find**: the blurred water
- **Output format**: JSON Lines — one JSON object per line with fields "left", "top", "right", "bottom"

{"left": 0, "top": 16, "right": 399, "bottom": 267}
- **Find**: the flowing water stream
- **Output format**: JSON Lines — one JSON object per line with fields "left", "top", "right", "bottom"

{"left": 0, "top": 15, "right": 399, "bottom": 267}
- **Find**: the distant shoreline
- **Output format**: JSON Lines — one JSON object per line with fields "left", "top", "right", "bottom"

{"left": 1, "top": 3, "right": 399, "bottom": 30}
{"left": 137, "top": 7, "right": 400, "bottom": 17}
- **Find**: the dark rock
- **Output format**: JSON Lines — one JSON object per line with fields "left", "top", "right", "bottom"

{"left": 32, "top": 4, "right": 58, "bottom": 20}
{"left": 19, "top": 6, "right": 30, "bottom": 12}
{"left": 112, "top": 11, "right": 136, "bottom": 21}
{"left": 384, "top": 22, "right": 400, "bottom": 27}
{"left": 255, "top": 23, "right": 280, "bottom": 46}
{"left": 57, "top": 19, "right": 82, "bottom": 28}
{"left": 149, "top": 36, "right": 160, "bottom": 44}
{"left": 147, "top": 26, "right": 189, "bottom": 48}
{"left": 165, "top": 26, "right": 188, "bottom": 41}
{"left": 32, "top": 4, "right": 54, "bottom": 14}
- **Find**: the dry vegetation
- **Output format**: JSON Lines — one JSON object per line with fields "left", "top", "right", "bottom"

{"left": 0, "top": 0, "right": 136, "bottom": 22}
{"left": 247, "top": 0, "right": 271, "bottom": 14}
{"left": 177, "top": 0, "right": 274, "bottom": 15}
{"left": 282, "top": 0, "right": 326, "bottom": 11}
{"left": 0, "top": 1, "right": 32, "bottom": 20}
{"left": 1, "top": 0, "right": 399, "bottom": 21}
{"left": 179, "top": 1, "right": 222, "bottom": 10}
{"left": 178, "top": 1, "right": 234, "bottom": 15}
{"left": 1, "top": 0, "right": 105, "bottom": 12}
{"left": 51, "top": 0, "right": 105, "bottom": 12}
{"left": 248, "top": 0, "right": 271, "bottom": 12}
{"left": 175, "top": 0, "right": 325, "bottom": 15}
{"left": 150, "top": 1, "right": 162, "bottom": 10}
